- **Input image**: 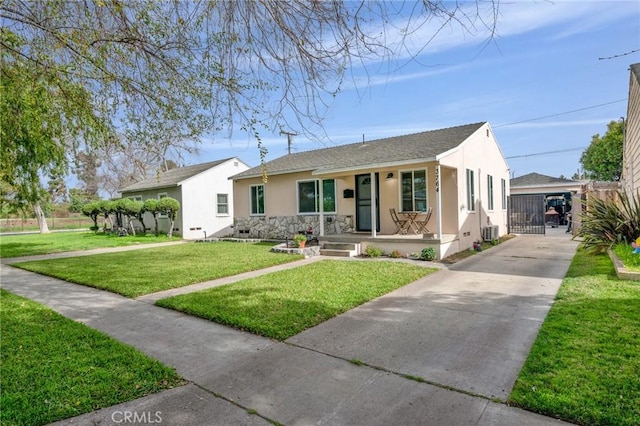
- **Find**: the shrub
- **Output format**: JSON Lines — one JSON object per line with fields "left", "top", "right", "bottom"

{"left": 390, "top": 249, "right": 402, "bottom": 258}
{"left": 365, "top": 246, "right": 383, "bottom": 257}
{"left": 421, "top": 247, "right": 437, "bottom": 261}
{"left": 89, "top": 225, "right": 99, "bottom": 232}
{"left": 578, "top": 190, "right": 640, "bottom": 253}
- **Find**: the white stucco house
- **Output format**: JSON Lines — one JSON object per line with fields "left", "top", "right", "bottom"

{"left": 120, "top": 157, "right": 249, "bottom": 239}
{"left": 230, "top": 122, "right": 510, "bottom": 259}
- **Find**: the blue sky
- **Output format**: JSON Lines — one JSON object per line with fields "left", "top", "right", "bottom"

{"left": 188, "top": 1, "right": 640, "bottom": 180}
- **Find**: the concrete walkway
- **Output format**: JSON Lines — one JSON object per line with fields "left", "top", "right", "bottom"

{"left": 0, "top": 230, "right": 579, "bottom": 425}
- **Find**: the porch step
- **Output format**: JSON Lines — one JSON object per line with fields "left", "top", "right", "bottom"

{"left": 320, "top": 242, "right": 358, "bottom": 257}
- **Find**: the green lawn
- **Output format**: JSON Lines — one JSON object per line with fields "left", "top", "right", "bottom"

{"left": 613, "top": 242, "right": 640, "bottom": 271}
{"left": 0, "top": 231, "right": 174, "bottom": 258}
{"left": 13, "top": 242, "right": 303, "bottom": 297}
{"left": 509, "top": 249, "right": 640, "bottom": 426}
{"left": 157, "top": 259, "right": 437, "bottom": 340}
{"left": 0, "top": 289, "right": 184, "bottom": 426}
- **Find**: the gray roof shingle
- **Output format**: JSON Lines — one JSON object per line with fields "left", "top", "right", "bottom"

{"left": 510, "top": 172, "right": 577, "bottom": 187}
{"left": 232, "top": 122, "right": 486, "bottom": 179}
{"left": 120, "top": 158, "right": 232, "bottom": 192}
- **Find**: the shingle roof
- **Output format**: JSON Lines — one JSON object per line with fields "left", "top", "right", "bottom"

{"left": 119, "top": 158, "right": 232, "bottom": 192}
{"left": 232, "top": 122, "right": 486, "bottom": 179}
{"left": 510, "top": 172, "right": 577, "bottom": 187}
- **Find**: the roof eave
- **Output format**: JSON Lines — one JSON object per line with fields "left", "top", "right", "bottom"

{"left": 312, "top": 158, "right": 438, "bottom": 176}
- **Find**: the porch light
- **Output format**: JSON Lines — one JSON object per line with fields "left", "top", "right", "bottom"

{"left": 386, "top": 172, "right": 394, "bottom": 179}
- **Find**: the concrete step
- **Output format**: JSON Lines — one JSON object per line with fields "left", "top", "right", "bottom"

{"left": 322, "top": 242, "right": 357, "bottom": 251}
{"left": 319, "top": 249, "right": 355, "bottom": 257}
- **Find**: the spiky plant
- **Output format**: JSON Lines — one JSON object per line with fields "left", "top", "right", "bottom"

{"left": 578, "top": 190, "right": 640, "bottom": 253}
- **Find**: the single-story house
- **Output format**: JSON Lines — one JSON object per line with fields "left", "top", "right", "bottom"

{"left": 230, "top": 122, "right": 510, "bottom": 259}
{"left": 120, "top": 157, "right": 249, "bottom": 239}
{"left": 622, "top": 62, "right": 640, "bottom": 197}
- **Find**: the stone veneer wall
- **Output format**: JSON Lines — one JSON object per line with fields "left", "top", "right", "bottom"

{"left": 233, "top": 215, "right": 354, "bottom": 239}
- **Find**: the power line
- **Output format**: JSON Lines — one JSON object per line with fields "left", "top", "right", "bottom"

{"left": 599, "top": 49, "right": 640, "bottom": 60}
{"left": 494, "top": 99, "right": 627, "bottom": 128}
{"left": 506, "top": 146, "right": 587, "bottom": 160}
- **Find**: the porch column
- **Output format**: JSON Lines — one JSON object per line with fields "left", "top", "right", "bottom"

{"left": 319, "top": 179, "right": 325, "bottom": 236}
{"left": 436, "top": 164, "right": 443, "bottom": 239}
{"left": 371, "top": 171, "right": 377, "bottom": 238}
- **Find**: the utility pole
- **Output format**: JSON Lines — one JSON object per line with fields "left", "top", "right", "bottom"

{"left": 280, "top": 130, "right": 298, "bottom": 154}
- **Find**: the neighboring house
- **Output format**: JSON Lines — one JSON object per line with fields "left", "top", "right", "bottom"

{"left": 509, "top": 172, "right": 582, "bottom": 232}
{"left": 622, "top": 62, "right": 640, "bottom": 197}
{"left": 119, "top": 158, "right": 249, "bottom": 239}
{"left": 231, "top": 122, "right": 510, "bottom": 259}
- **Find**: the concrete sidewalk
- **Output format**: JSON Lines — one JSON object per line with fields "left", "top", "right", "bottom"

{"left": 0, "top": 231, "right": 578, "bottom": 426}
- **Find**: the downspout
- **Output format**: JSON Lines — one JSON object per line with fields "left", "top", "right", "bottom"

{"left": 478, "top": 167, "right": 482, "bottom": 239}
{"left": 371, "top": 171, "right": 377, "bottom": 238}
{"left": 319, "top": 179, "right": 325, "bottom": 236}
{"left": 436, "top": 164, "right": 442, "bottom": 239}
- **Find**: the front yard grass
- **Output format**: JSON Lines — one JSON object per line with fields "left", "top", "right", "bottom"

{"left": 13, "top": 242, "right": 303, "bottom": 297}
{"left": 0, "top": 231, "right": 174, "bottom": 258}
{"left": 509, "top": 249, "right": 640, "bottom": 426}
{"left": 156, "top": 259, "right": 437, "bottom": 340}
{"left": 613, "top": 242, "right": 640, "bottom": 271}
{"left": 0, "top": 289, "right": 184, "bottom": 426}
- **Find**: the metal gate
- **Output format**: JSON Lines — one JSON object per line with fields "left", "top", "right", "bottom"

{"left": 508, "top": 194, "right": 545, "bottom": 234}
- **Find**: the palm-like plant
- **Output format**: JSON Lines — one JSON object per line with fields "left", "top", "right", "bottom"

{"left": 578, "top": 190, "right": 640, "bottom": 253}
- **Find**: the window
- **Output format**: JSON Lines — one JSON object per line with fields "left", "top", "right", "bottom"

{"left": 158, "top": 193, "right": 168, "bottom": 217}
{"left": 129, "top": 195, "right": 142, "bottom": 202}
{"left": 297, "top": 179, "right": 336, "bottom": 213}
{"left": 487, "top": 175, "right": 494, "bottom": 211}
{"left": 217, "top": 193, "right": 229, "bottom": 215}
{"left": 401, "top": 170, "right": 427, "bottom": 212}
{"left": 250, "top": 185, "right": 265, "bottom": 215}
{"left": 501, "top": 178, "right": 507, "bottom": 210}
{"left": 466, "top": 169, "right": 475, "bottom": 211}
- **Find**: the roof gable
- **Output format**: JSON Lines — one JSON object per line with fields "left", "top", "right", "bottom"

{"left": 233, "top": 122, "right": 486, "bottom": 179}
{"left": 120, "top": 158, "right": 233, "bottom": 193}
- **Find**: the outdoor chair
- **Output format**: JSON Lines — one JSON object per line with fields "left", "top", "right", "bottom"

{"left": 415, "top": 207, "right": 433, "bottom": 234}
{"left": 390, "top": 208, "right": 408, "bottom": 234}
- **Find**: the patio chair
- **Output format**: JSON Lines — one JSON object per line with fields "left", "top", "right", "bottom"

{"left": 415, "top": 207, "right": 433, "bottom": 234}
{"left": 390, "top": 208, "right": 408, "bottom": 234}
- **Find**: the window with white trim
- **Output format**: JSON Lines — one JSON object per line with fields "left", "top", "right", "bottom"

{"left": 297, "top": 179, "right": 336, "bottom": 213}
{"left": 487, "top": 175, "right": 494, "bottom": 211}
{"left": 250, "top": 185, "right": 265, "bottom": 215}
{"left": 501, "top": 178, "right": 507, "bottom": 210}
{"left": 217, "top": 193, "right": 229, "bottom": 215}
{"left": 466, "top": 169, "right": 475, "bottom": 211}
{"left": 400, "top": 170, "right": 427, "bottom": 212}
{"left": 158, "top": 192, "right": 168, "bottom": 217}
{"left": 129, "top": 195, "right": 142, "bottom": 202}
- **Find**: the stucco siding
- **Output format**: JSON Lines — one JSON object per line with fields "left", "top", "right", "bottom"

{"left": 179, "top": 158, "right": 248, "bottom": 239}
{"left": 438, "top": 124, "right": 510, "bottom": 246}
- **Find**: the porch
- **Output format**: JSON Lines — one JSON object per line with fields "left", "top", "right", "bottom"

{"left": 317, "top": 232, "right": 459, "bottom": 260}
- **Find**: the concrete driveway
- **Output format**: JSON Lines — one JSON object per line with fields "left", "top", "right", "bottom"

{"left": 0, "top": 230, "right": 579, "bottom": 425}
{"left": 289, "top": 229, "right": 579, "bottom": 401}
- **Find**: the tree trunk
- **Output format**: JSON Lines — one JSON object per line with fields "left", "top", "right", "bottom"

{"left": 33, "top": 202, "right": 50, "bottom": 233}
{"left": 167, "top": 219, "right": 174, "bottom": 239}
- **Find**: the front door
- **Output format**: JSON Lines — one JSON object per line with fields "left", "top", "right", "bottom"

{"left": 356, "top": 173, "right": 380, "bottom": 232}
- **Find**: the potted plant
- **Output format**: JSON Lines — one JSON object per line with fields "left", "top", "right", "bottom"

{"left": 293, "top": 233, "right": 307, "bottom": 248}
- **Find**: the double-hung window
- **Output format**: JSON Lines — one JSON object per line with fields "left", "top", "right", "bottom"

{"left": 401, "top": 170, "right": 427, "bottom": 212}
{"left": 158, "top": 192, "right": 168, "bottom": 217}
{"left": 501, "top": 178, "right": 507, "bottom": 210}
{"left": 466, "top": 169, "right": 475, "bottom": 211}
{"left": 297, "top": 179, "right": 336, "bottom": 213}
{"left": 250, "top": 185, "right": 265, "bottom": 215}
{"left": 487, "top": 175, "right": 494, "bottom": 211}
{"left": 217, "top": 193, "right": 229, "bottom": 215}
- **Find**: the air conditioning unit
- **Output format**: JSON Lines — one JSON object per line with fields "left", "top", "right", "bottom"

{"left": 482, "top": 225, "right": 499, "bottom": 241}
